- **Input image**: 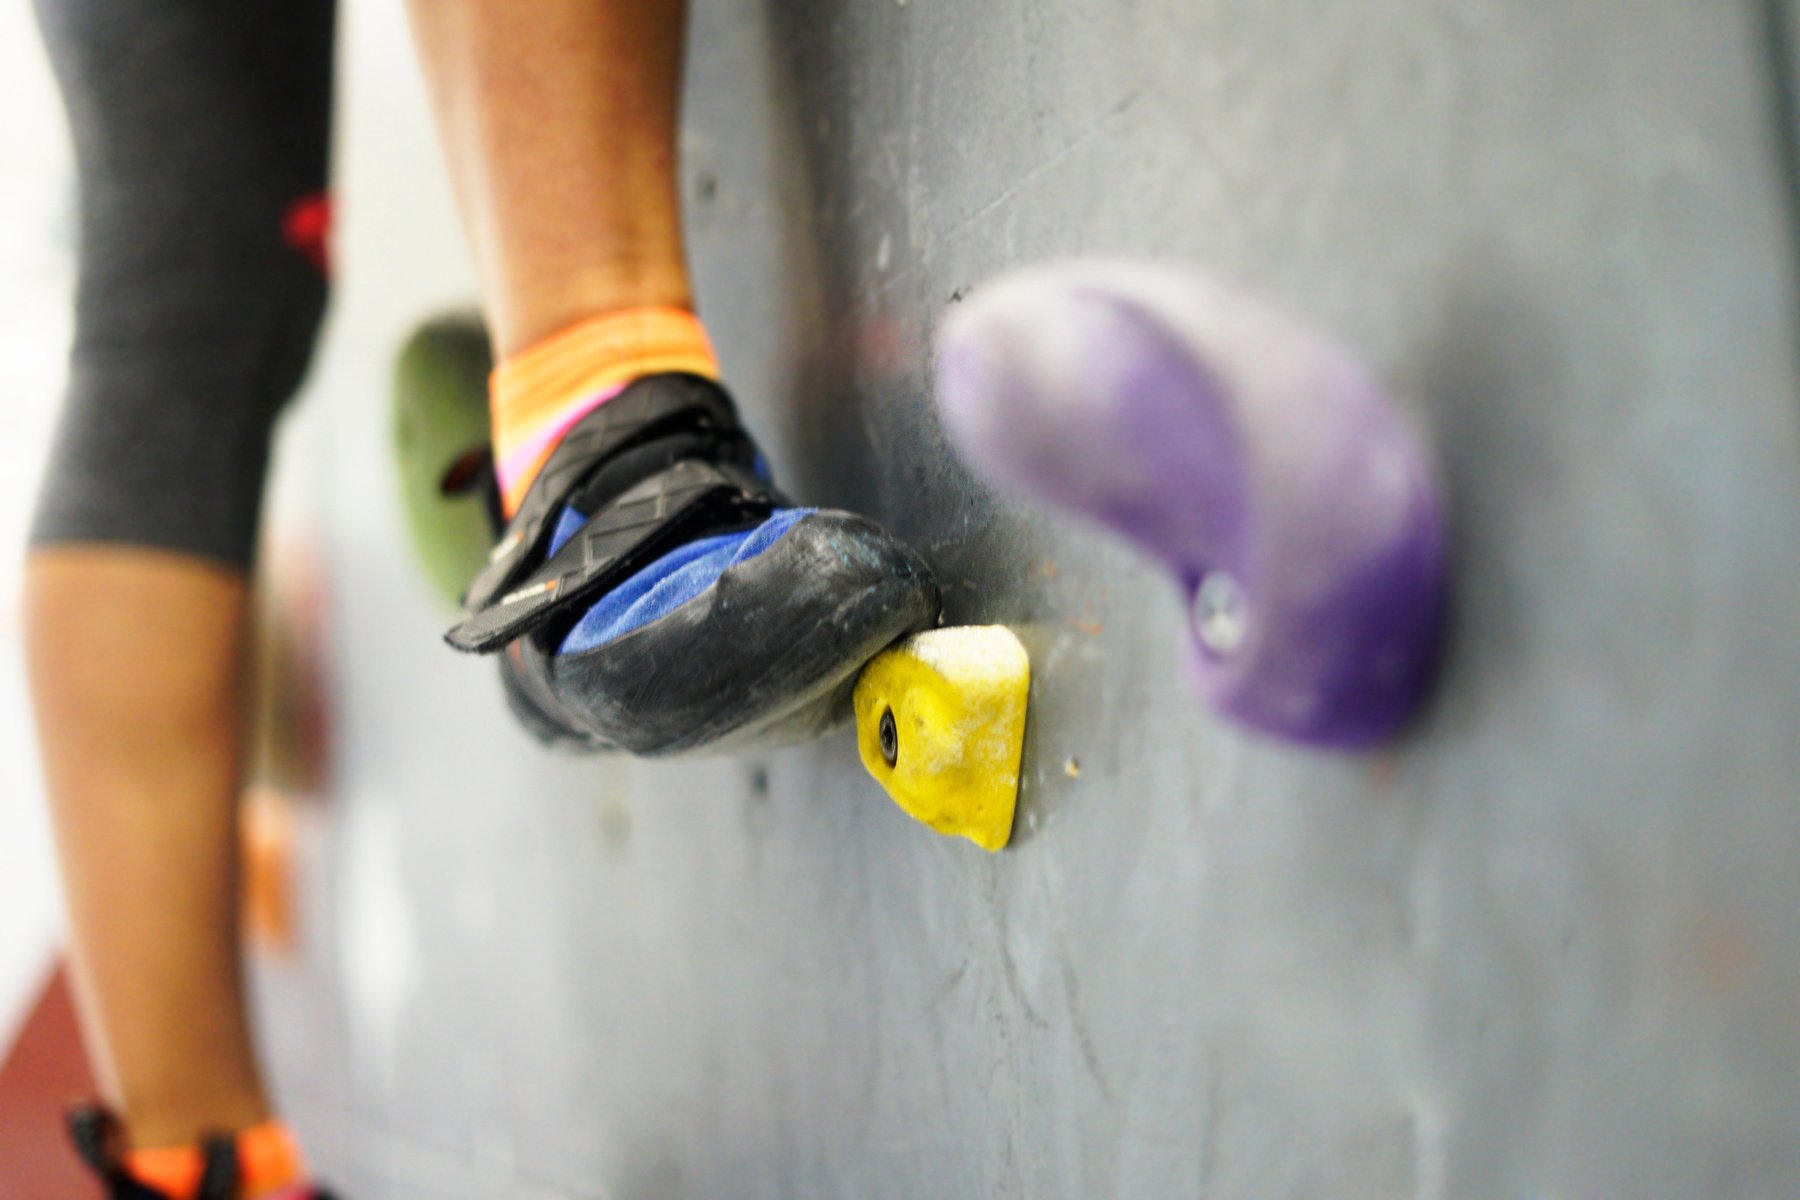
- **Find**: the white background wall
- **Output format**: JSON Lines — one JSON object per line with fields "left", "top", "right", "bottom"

{"left": 0, "top": 0, "right": 74, "bottom": 1053}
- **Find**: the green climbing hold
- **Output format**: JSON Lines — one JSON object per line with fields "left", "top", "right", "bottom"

{"left": 391, "top": 312, "right": 495, "bottom": 609}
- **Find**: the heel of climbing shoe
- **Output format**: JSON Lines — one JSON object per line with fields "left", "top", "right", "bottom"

{"left": 497, "top": 644, "right": 612, "bottom": 752}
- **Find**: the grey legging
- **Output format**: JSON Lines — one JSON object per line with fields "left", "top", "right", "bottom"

{"left": 30, "top": 0, "right": 336, "bottom": 568}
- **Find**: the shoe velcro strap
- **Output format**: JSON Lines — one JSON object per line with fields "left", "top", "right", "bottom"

{"left": 193, "top": 1136, "right": 239, "bottom": 1200}
{"left": 445, "top": 457, "right": 778, "bottom": 654}
{"left": 463, "top": 376, "right": 739, "bottom": 614}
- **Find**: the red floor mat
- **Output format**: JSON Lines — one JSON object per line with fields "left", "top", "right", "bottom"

{"left": 0, "top": 960, "right": 100, "bottom": 1198}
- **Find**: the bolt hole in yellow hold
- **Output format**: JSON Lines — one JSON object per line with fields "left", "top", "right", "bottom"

{"left": 853, "top": 626, "right": 1030, "bottom": 852}
{"left": 878, "top": 707, "right": 899, "bottom": 765}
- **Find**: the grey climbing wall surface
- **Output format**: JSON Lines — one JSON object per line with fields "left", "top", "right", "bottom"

{"left": 256, "top": 0, "right": 1800, "bottom": 1196}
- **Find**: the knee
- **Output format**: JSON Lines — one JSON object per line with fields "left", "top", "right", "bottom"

{"left": 30, "top": 189, "right": 333, "bottom": 569}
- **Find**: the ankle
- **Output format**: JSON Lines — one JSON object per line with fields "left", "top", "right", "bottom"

{"left": 495, "top": 269, "right": 694, "bottom": 358}
{"left": 119, "top": 1092, "right": 272, "bottom": 1153}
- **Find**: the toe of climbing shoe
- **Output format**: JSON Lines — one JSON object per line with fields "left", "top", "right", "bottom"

{"left": 527, "top": 509, "right": 940, "bottom": 756}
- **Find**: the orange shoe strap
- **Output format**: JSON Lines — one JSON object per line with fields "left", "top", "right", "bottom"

{"left": 124, "top": 1119, "right": 304, "bottom": 1199}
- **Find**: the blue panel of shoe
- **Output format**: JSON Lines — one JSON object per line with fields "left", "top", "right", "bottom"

{"left": 548, "top": 505, "right": 814, "bottom": 654}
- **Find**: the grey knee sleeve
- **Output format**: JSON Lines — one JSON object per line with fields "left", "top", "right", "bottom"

{"left": 29, "top": 0, "right": 336, "bottom": 569}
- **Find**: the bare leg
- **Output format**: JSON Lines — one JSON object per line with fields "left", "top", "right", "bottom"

{"left": 24, "top": 0, "right": 332, "bottom": 1165}
{"left": 24, "top": 550, "right": 268, "bottom": 1148}
{"left": 405, "top": 0, "right": 694, "bottom": 357}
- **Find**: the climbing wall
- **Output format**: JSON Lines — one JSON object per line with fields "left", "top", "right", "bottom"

{"left": 260, "top": 0, "right": 1800, "bottom": 1195}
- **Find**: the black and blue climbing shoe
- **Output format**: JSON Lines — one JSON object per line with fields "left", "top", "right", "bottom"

{"left": 445, "top": 374, "right": 941, "bottom": 756}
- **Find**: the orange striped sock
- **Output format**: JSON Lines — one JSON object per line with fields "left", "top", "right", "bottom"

{"left": 123, "top": 1119, "right": 306, "bottom": 1199}
{"left": 491, "top": 307, "right": 721, "bottom": 517}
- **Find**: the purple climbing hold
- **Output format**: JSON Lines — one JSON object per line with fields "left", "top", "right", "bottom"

{"left": 935, "top": 262, "right": 1446, "bottom": 749}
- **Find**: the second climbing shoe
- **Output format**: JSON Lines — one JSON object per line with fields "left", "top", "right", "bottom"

{"left": 67, "top": 1105, "right": 338, "bottom": 1200}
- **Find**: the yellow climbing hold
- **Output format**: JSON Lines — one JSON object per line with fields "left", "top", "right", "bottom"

{"left": 853, "top": 626, "right": 1030, "bottom": 852}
